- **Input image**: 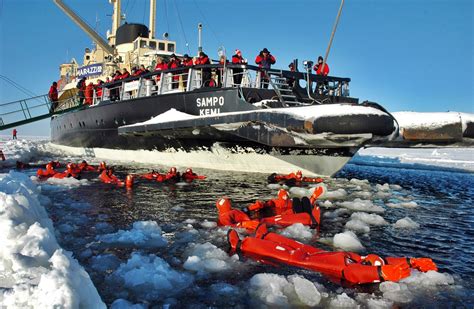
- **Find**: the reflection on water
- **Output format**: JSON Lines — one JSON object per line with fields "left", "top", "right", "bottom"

{"left": 16, "top": 163, "right": 474, "bottom": 307}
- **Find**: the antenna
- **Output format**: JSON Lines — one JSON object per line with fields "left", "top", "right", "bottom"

{"left": 198, "top": 23, "right": 202, "bottom": 54}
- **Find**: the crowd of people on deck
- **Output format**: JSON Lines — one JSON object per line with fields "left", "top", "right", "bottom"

{"left": 48, "top": 48, "right": 331, "bottom": 109}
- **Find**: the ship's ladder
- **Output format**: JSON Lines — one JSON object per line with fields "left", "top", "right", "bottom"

{"left": 267, "top": 72, "right": 299, "bottom": 106}
{"left": 0, "top": 90, "right": 82, "bottom": 131}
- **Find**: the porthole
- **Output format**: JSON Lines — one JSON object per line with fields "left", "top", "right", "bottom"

{"left": 82, "top": 121, "right": 86, "bottom": 127}
{"left": 114, "top": 118, "right": 119, "bottom": 125}
{"left": 122, "top": 119, "right": 126, "bottom": 125}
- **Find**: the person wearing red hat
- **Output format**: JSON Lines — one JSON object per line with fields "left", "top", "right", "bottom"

{"left": 231, "top": 49, "right": 246, "bottom": 86}
{"left": 313, "top": 55, "right": 330, "bottom": 94}
{"left": 255, "top": 48, "right": 276, "bottom": 89}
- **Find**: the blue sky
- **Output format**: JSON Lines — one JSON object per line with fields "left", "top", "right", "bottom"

{"left": 0, "top": 0, "right": 472, "bottom": 137}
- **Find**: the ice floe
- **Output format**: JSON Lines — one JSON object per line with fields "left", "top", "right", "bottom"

{"left": 96, "top": 221, "right": 167, "bottom": 248}
{"left": 0, "top": 171, "right": 104, "bottom": 308}
{"left": 107, "top": 252, "right": 193, "bottom": 301}
{"left": 183, "top": 242, "right": 240, "bottom": 276}
{"left": 336, "top": 198, "right": 385, "bottom": 213}
{"left": 333, "top": 231, "right": 365, "bottom": 251}
{"left": 248, "top": 273, "right": 322, "bottom": 307}
{"left": 393, "top": 217, "right": 420, "bottom": 229}
{"left": 280, "top": 223, "right": 314, "bottom": 241}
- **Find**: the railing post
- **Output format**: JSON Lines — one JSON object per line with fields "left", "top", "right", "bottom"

{"left": 18, "top": 100, "right": 28, "bottom": 119}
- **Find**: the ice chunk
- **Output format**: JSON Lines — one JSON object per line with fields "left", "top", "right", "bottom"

{"left": 333, "top": 231, "right": 365, "bottom": 251}
{"left": 183, "top": 242, "right": 240, "bottom": 275}
{"left": 248, "top": 273, "right": 321, "bottom": 307}
{"left": 337, "top": 199, "right": 385, "bottom": 213}
{"left": 45, "top": 177, "right": 89, "bottom": 187}
{"left": 280, "top": 223, "right": 314, "bottom": 241}
{"left": 349, "top": 178, "right": 370, "bottom": 185}
{"left": 350, "top": 212, "right": 388, "bottom": 226}
{"left": 200, "top": 220, "right": 217, "bottom": 228}
{"left": 323, "top": 188, "right": 348, "bottom": 200}
{"left": 289, "top": 187, "right": 312, "bottom": 197}
{"left": 111, "top": 299, "right": 146, "bottom": 309}
{"left": 109, "top": 252, "right": 193, "bottom": 301}
{"left": 393, "top": 217, "right": 420, "bottom": 229}
{"left": 329, "top": 293, "right": 358, "bottom": 308}
{"left": 401, "top": 270, "right": 454, "bottom": 286}
{"left": 386, "top": 201, "right": 418, "bottom": 208}
{"left": 90, "top": 254, "right": 121, "bottom": 272}
{"left": 376, "top": 183, "right": 391, "bottom": 191}
{"left": 345, "top": 219, "right": 370, "bottom": 234}
{"left": 320, "top": 200, "right": 334, "bottom": 208}
{"left": 97, "top": 220, "right": 167, "bottom": 248}
{"left": 267, "top": 183, "right": 282, "bottom": 190}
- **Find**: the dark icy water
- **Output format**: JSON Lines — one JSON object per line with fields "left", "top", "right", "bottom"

{"left": 10, "top": 160, "right": 474, "bottom": 308}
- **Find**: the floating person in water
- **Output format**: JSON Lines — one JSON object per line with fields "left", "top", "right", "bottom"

{"left": 216, "top": 195, "right": 321, "bottom": 230}
{"left": 181, "top": 168, "right": 206, "bottom": 182}
{"left": 99, "top": 167, "right": 124, "bottom": 186}
{"left": 37, "top": 162, "right": 58, "bottom": 178}
{"left": 51, "top": 162, "right": 81, "bottom": 179}
{"left": 227, "top": 224, "right": 438, "bottom": 285}
{"left": 267, "top": 170, "right": 323, "bottom": 186}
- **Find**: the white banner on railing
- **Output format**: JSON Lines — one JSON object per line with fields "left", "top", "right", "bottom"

{"left": 123, "top": 80, "right": 140, "bottom": 92}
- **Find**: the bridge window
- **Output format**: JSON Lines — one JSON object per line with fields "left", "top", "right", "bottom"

{"left": 167, "top": 44, "right": 175, "bottom": 52}
{"left": 149, "top": 41, "right": 156, "bottom": 49}
{"left": 158, "top": 42, "right": 165, "bottom": 51}
{"left": 140, "top": 40, "right": 148, "bottom": 48}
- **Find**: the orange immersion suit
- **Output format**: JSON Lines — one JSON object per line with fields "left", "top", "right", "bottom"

{"left": 37, "top": 163, "right": 57, "bottom": 178}
{"left": 227, "top": 225, "right": 437, "bottom": 285}
{"left": 99, "top": 170, "right": 124, "bottom": 186}
{"left": 181, "top": 168, "right": 206, "bottom": 181}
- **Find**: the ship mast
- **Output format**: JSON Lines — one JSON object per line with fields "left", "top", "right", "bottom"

{"left": 109, "top": 0, "right": 121, "bottom": 46}
{"left": 149, "top": 0, "right": 156, "bottom": 39}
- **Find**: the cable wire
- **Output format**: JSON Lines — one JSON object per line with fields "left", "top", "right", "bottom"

{"left": 0, "top": 75, "right": 38, "bottom": 97}
{"left": 172, "top": 0, "right": 191, "bottom": 54}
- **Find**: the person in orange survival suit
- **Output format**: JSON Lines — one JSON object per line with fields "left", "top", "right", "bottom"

{"left": 78, "top": 160, "right": 97, "bottom": 172}
{"left": 97, "top": 161, "right": 107, "bottom": 173}
{"left": 181, "top": 168, "right": 207, "bottom": 182}
{"left": 216, "top": 197, "right": 260, "bottom": 231}
{"left": 99, "top": 167, "right": 124, "bottom": 186}
{"left": 227, "top": 224, "right": 438, "bottom": 285}
{"left": 245, "top": 187, "right": 323, "bottom": 228}
{"left": 161, "top": 167, "right": 180, "bottom": 182}
{"left": 268, "top": 171, "right": 324, "bottom": 185}
{"left": 37, "top": 162, "right": 58, "bottom": 178}
{"left": 139, "top": 170, "right": 163, "bottom": 181}
{"left": 52, "top": 163, "right": 81, "bottom": 179}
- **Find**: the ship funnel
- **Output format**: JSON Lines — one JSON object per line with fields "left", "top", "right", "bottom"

{"left": 149, "top": 0, "right": 156, "bottom": 39}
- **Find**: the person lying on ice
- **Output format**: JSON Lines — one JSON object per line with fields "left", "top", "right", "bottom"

{"left": 227, "top": 224, "right": 438, "bottom": 285}
{"left": 181, "top": 168, "right": 206, "bottom": 182}
{"left": 268, "top": 170, "right": 323, "bottom": 185}
{"left": 216, "top": 196, "right": 321, "bottom": 231}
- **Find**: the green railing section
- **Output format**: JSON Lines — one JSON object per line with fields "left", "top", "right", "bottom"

{"left": 0, "top": 89, "right": 83, "bottom": 130}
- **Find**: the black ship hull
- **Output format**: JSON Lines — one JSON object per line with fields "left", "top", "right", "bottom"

{"left": 51, "top": 87, "right": 395, "bottom": 176}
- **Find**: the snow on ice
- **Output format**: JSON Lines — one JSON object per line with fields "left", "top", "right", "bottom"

{"left": 0, "top": 171, "right": 105, "bottom": 308}
{"left": 97, "top": 221, "right": 168, "bottom": 248}
{"left": 393, "top": 217, "right": 420, "bottom": 229}
{"left": 333, "top": 231, "right": 365, "bottom": 251}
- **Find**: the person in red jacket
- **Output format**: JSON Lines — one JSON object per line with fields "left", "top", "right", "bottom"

{"left": 255, "top": 48, "right": 276, "bottom": 89}
{"left": 48, "top": 82, "right": 59, "bottom": 112}
{"left": 182, "top": 54, "right": 194, "bottom": 67}
{"left": 313, "top": 56, "right": 329, "bottom": 76}
{"left": 154, "top": 57, "right": 168, "bottom": 82}
{"left": 313, "top": 56, "right": 330, "bottom": 94}
{"left": 168, "top": 54, "right": 181, "bottom": 89}
{"left": 231, "top": 49, "right": 246, "bottom": 86}
{"left": 195, "top": 51, "right": 211, "bottom": 87}
{"left": 76, "top": 77, "right": 86, "bottom": 104}
{"left": 216, "top": 197, "right": 260, "bottom": 230}
{"left": 95, "top": 80, "right": 103, "bottom": 101}
{"left": 120, "top": 68, "right": 130, "bottom": 80}
{"left": 84, "top": 82, "right": 94, "bottom": 105}
{"left": 12, "top": 128, "right": 17, "bottom": 140}
{"left": 227, "top": 224, "right": 438, "bottom": 285}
